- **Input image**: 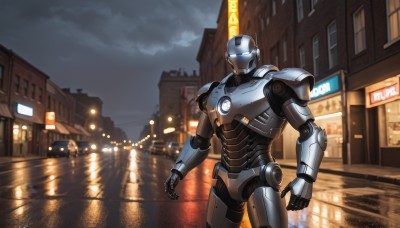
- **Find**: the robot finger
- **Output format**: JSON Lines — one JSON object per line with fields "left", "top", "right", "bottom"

{"left": 280, "top": 183, "right": 291, "bottom": 198}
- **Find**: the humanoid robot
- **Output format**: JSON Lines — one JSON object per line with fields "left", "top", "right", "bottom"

{"left": 165, "top": 34, "right": 327, "bottom": 227}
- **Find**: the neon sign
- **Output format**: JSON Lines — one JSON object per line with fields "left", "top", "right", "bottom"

{"left": 16, "top": 103, "right": 33, "bottom": 116}
{"left": 228, "top": 0, "right": 239, "bottom": 39}
{"left": 310, "top": 75, "right": 340, "bottom": 100}
{"left": 369, "top": 84, "right": 399, "bottom": 105}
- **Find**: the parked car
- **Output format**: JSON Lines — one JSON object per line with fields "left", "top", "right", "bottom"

{"left": 76, "top": 141, "right": 97, "bottom": 155}
{"left": 165, "top": 141, "right": 180, "bottom": 159}
{"left": 149, "top": 140, "right": 164, "bottom": 155}
{"left": 47, "top": 140, "right": 79, "bottom": 157}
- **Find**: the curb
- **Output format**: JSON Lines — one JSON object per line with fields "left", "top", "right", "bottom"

{"left": 208, "top": 155, "right": 400, "bottom": 186}
{"left": 0, "top": 157, "right": 46, "bottom": 165}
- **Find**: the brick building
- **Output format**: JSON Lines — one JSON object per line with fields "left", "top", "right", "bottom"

{"left": 197, "top": 0, "right": 400, "bottom": 166}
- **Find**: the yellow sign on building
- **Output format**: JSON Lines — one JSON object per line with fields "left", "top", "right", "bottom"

{"left": 228, "top": 0, "right": 239, "bottom": 39}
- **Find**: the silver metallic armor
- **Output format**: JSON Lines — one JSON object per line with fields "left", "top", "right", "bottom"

{"left": 165, "top": 34, "right": 327, "bottom": 227}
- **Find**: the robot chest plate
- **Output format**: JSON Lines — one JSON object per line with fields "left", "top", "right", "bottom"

{"left": 206, "top": 79, "right": 270, "bottom": 126}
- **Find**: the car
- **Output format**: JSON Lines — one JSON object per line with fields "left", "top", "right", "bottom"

{"left": 149, "top": 140, "right": 164, "bottom": 155}
{"left": 47, "top": 140, "right": 79, "bottom": 157}
{"left": 76, "top": 141, "right": 97, "bottom": 155}
{"left": 101, "top": 144, "right": 118, "bottom": 152}
{"left": 165, "top": 141, "right": 180, "bottom": 159}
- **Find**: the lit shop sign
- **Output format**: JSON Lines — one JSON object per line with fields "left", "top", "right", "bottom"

{"left": 16, "top": 103, "right": 33, "bottom": 116}
{"left": 45, "top": 112, "right": 56, "bottom": 130}
{"left": 369, "top": 83, "right": 399, "bottom": 105}
{"left": 187, "top": 120, "right": 198, "bottom": 136}
{"left": 228, "top": 0, "right": 239, "bottom": 39}
{"left": 310, "top": 75, "right": 340, "bottom": 100}
{"left": 163, "top": 127, "right": 176, "bottom": 134}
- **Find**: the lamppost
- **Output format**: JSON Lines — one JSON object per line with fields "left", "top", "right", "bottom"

{"left": 149, "top": 120, "right": 155, "bottom": 139}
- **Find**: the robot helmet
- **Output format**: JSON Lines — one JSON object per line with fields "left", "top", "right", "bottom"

{"left": 225, "top": 35, "right": 260, "bottom": 75}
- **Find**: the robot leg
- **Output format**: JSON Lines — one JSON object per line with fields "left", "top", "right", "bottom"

{"left": 206, "top": 187, "right": 244, "bottom": 228}
{"left": 247, "top": 186, "right": 288, "bottom": 228}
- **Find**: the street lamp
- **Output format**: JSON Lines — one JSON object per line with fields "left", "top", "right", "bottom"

{"left": 90, "top": 108, "right": 97, "bottom": 115}
{"left": 149, "top": 120, "right": 155, "bottom": 139}
{"left": 167, "top": 116, "right": 173, "bottom": 122}
{"left": 89, "top": 124, "right": 96, "bottom": 130}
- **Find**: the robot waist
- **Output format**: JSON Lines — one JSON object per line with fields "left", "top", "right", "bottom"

{"left": 212, "top": 162, "right": 283, "bottom": 201}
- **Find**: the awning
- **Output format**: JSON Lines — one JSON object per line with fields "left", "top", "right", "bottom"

{"left": 64, "top": 124, "right": 81, "bottom": 135}
{"left": 14, "top": 113, "right": 44, "bottom": 124}
{"left": 74, "top": 124, "right": 91, "bottom": 137}
{"left": 0, "top": 103, "right": 12, "bottom": 118}
{"left": 55, "top": 122, "right": 70, "bottom": 135}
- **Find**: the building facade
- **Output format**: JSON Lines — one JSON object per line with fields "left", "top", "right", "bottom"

{"left": 197, "top": 0, "right": 400, "bottom": 166}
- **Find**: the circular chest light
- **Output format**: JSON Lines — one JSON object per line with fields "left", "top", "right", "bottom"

{"left": 219, "top": 97, "right": 231, "bottom": 114}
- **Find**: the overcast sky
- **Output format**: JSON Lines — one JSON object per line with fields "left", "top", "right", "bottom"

{"left": 0, "top": 0, "right": 221, "bottom": 140}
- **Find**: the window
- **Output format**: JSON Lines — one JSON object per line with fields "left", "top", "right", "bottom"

{"left": 327, "top": 20, "right": 338, "bottom": 68}
{"left": 14, "top": 76, "right": 20, "bottom": 94}
{"left": 283, "top": 35, "right": 288, "bottom": 62}
{"left": 311, "top": 0, "right": 318, "bottom": 12}
{"left": 299, "top": 46, "right": 306, "bottom": 68}
{"left": 31, "top": 83, "right": 36, "bottom": 99}
{"left": 297, "top": 0, "right": 304, "bottom": 22}
{"left": 354, "top": 7, "right": 366, "bottom": 54}
{"left": 313, "top": 35, "right": 320, "bottom": 76}
{"left": 271, "top": 44, "right": 279, "bottom": 67}
{"left": 0, "top": 64, "right": 3, "bottom": 89}
{"left": 386, "top": 100, "right": 400, "bottom": 146}
{"left": 38, "top": 87, "right": 43, "bottom": 103}
{"left": 387, "top": 0, "right": 400, "bottom": 43}
{"left": 272, "top": 0, "right": 277, "bottom": 16}
{"left": 23, "top": 79, "right": 28, "bottom": 96}
{"left": 47, "top": 96, "right": 51, "bottom": 109}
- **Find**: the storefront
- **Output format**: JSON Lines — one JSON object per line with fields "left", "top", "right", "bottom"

{"left": 282, "top": 73, "right": 344, "bottom": 160}
{"left": 12, "top": 103, "right": 44, "bottom": 156}
{"left": 0, "top": 103, "right": 13, "bottom": 156}
{"left": 365, "top": 75, "right": 400, "bottom": 167}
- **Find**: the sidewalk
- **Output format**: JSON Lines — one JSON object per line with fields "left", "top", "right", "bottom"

{"left": 0, "top": 156, "right": 44, "bottom": 164}
{"left": 208, "top": 154, "right": 400, "bottom": 186}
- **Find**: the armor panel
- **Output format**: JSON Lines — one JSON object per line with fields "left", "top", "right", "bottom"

{"left": 271, "top": 68, "right": 314, "bottom": 101}
{"left": 247, "top": 187, "right": 288, "bottom": 227}
{"left": 282, "top": 98, "right": 314, "bottom": 130}
{"left": 296, "top": 122, "right": 327, "bottom": 181}
{"left": 173, "top": 138, "right": 210, "bottom": 178}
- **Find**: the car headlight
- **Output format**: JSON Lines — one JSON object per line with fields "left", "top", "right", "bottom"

{"left": 48, "top": 147, "right": 52, "bottom": 151}
{"left": 91, "top": 144, "right": 97, "bottom": 150}
{"left": 60, "top": 148, "right": 64, "bottom": 152}
{"left": 113, "top": 147, "right": 118, "bottom": 152}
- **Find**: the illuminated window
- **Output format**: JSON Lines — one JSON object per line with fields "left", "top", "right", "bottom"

{"left": 354, "top": 6, "right": 366, "bottom": 54}
{"left": 327, "top": 20, "right": 338, "bottom": 68}
{"left": 387, "top": 0, "right": 400, "bottom": 43}
{"left": 386, "top": 100, "right": 400, "bottom": 146}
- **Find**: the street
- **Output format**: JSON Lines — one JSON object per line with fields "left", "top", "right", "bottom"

{"left": 0, "top": 150, "right": 399, "bottom": 228}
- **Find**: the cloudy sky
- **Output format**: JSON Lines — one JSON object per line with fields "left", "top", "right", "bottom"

{"left": 0, "top": 0, "right": 222, "bottom": 140}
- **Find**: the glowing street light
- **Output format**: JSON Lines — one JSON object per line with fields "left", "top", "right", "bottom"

{"left": 167, "top": 116, "right": 173, "bottom": 122}
{"left": 89, "top": 124, "right": 96, "bottom": 130}
{"left": 90, "top": 109, "right": 97, "bottom": 115}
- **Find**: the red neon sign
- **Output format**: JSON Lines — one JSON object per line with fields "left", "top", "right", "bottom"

{"left": 369, "top": 84, "right": 399, "bottom": 105}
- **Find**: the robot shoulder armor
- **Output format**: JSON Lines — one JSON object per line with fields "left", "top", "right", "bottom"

{"left": 270, "top": 68, "right": 315, "bottom": 101}
{"left": 253, "top": 65, "right": 279, "bottom": 78}
{"left": 195, "top": 81, "right": 220, "bottom": 103}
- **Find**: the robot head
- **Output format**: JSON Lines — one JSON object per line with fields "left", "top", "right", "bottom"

{"left": 225, "top": 35, "right": 260, "bottom": 75}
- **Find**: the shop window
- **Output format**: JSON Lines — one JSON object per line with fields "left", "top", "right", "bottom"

{"left": 353, "top": 6, "right": 366, "bottom": 54}
{"left": 387, "top": 0, "right": 400, "bottom": 43}
{"left": 386, "top": 100, "right": 400, "bottom": 146}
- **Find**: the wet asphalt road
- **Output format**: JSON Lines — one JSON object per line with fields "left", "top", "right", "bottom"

{"left": 0, "top": 150, "right": 399, "bottom": 228}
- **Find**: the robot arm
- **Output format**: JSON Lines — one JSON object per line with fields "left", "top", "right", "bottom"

{"left": 165, "top": 111, "right": 214, "bottom": 200}
{"left": 280, "top": 98, "right": 327, "bottom": 210}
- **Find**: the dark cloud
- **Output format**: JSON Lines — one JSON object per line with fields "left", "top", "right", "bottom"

{"left": 0, "top": 0, "right": 221, "bottom": 140}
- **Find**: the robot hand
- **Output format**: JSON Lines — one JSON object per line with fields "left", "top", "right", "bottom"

{"left": 165, "top": 170, "right": 181, "bottom": 200}
{"left": 281, "top": 176, "right": 313, "bottom": 211}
